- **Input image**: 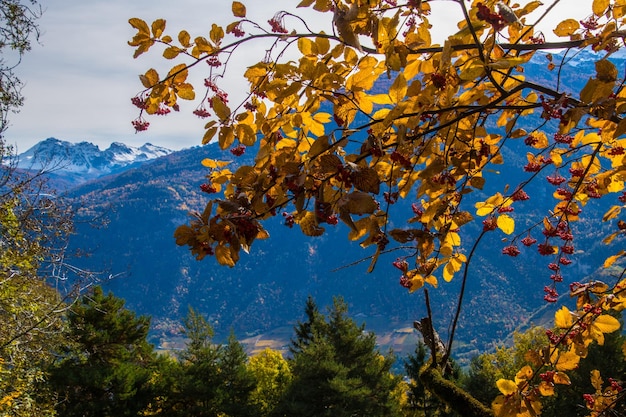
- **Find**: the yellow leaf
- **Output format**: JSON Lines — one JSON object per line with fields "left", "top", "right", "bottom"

{"left": 424, "top": 274, "right": 438, "bottom": 288}
{"left": 475, "top": 202, "right": 495, "bottom": 216}
{"left": 591, "top": 369, "right": 603, "bottom": 391}
{"left": 603, "top": 205, "right": 622, "bottom": 222}
{"left": 177, "top": 83, "right": 195, "bottom": 100}
{"left": 593, "top": 0, "right": 610, "bottom": 15}
{"left": 129, "top": 18, "right": 150, "bottom": 35}
{"left": 515, "top": 366, "right": 533, "bottom": 383}
{"left": 210, "top": 24, "right": 224, "bottom": 45}
{"left": 555, "top": 350, "right": 580, "bottom": 371}
{"left": 554, "top": 372, "right": 571, "bottom": 385}
{"left": 163, "top": 46, "right": 181, "bottom": 59}
{"left": 203, "top": 126, "right": 218, "bottom": 145}
{"left": 298, "top": 37, "right": 317, "bottom": 55}
{"left": 604, "top": 251, "right": 625, "bottom": 268}
{"left": 496, "top": 379, "right": 518, "bottom": 396}
{"left": 539, "top": 381, "right": 555, "bottom": 396}
{"left": 389, "top": 73, "right": 407, "bottom": 104}
{"left": 212, "top": 96, "right": 231, "bottom": 121}
{"left": 298, "top": 211, "right": 325, "bottom": 236}
{"left": 553, "top": 19, "right": 580, "bottom": 37}
{"left": 215, "top": 244, "right": 236, "bottom": 267}
{"left": 593, "top": 314, "right": 621, "bottom": 334}
{"left": 555, "top": 306, "right": 573, "bottom": 329}
{"left": 151, "top": 19, "right": 166, "bottom": 38}
{"left": 497, "top": 214, "right": 515, "bottom": 235}
{"left": 139, "top": 68, "right": 159, "bottom": 88}
{"left": 232, "top": 1, "right": 247, "bottom": 17}
{"left": 179, "top": 30, "right": 191, "bottom": 47}
{"left": 201, "top": 158, "right": 230, "bottom": 169}
{"left": 218, "top": 126, "right": 235, "bottom": 149}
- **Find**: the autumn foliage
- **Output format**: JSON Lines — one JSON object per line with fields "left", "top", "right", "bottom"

{"left": 130, "top": 0, "right": 626, "bottom": 415}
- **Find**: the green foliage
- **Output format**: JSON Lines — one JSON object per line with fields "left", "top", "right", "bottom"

{"left": 274, "top": 297, "right": 402, "bottom": 417}
{"left": 0, "top": 141, "right": 73, "bottom": 416}
{"left": 158, "top": 308, "right": 259, "bottom": 416}
{"left": 464, "top": 326, "right": 547, "bottom": 406}
{"left": 465, "top": 322, "right": 626, "bottom": 416}
{"left": 248, "top": 348, "right": 292, "bottom": 416}
{"left": 48, "top": 286, "right": 158, "bottom": 417}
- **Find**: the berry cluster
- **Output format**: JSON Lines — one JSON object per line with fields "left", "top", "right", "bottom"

{"left": 132, "top": 118, "right": 150, "bottom": 132}
{"left": 268, "top": 13, "right": 288, "bottom": 34}
{"left": 475, "top": 2, "right": 506, "bottom": 31}
{"left": 200, "top": 183, "right": 217, "bottom": 194}
{"left": 193, "top": 108, "right": 212, "bottom": 118}
{"left": 230, "top": 144, "right": 246, "bottom": 156}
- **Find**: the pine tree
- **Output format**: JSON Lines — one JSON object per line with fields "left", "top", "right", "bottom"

{"left": 164, "top": 307, "right": 223, "bottom": 417}
{"left": 48, "top": 286, "right": 158, "bottom": 417}
{"left": 274, "top": 297, "right": 402, "bottom": 417}
{"left": 218, "top": 331, "right": 259, "bottom": 417}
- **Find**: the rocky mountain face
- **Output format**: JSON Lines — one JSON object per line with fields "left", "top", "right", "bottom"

{"left": 16, "top": 138, "right": 172, "bottom": 187}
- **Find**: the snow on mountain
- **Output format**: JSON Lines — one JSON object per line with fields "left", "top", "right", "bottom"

{"left": 16, "top": 138, "right": 173, "bottom": 182}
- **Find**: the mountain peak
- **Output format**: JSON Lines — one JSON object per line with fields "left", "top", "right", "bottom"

{"left": 16, "top": 138, "right": 174, "bottom": 185}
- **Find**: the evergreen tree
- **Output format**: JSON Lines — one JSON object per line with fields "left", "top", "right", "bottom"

{"left": 218, "top": 331, "right": 259, "bottom": 417}
{"left": 48, "top": 286, "right": 158, "bottom": 417}
{"left": 161, "top": 308, "right": 259, "bottom": 417}
{"left": 163, "top": 307, "right": 223, "bottom": 416}
{"left": 274, "top": 297, "right": 402, "bottom": 417}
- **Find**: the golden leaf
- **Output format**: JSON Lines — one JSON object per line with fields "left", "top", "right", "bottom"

{"left": 553, "top": 372, "right": 571, "bottom": 385}
{"left": 139, "top": 68, "right": 159, "bottom": 88}
{"left": 555, "top": 350, "right": 580, "bottom": 371}
{"left": 298, "top": 211, "right": 325, "bottom": 236}
{"left": 592, "top": 314, "right": 621, "bottom": 334}
{"left": 497, "top": 214, "right": 515, "bottom": 235}
{"left": 604, "top": 251, "right": 625, "bottom": 268}
{"left": 553, "top": 19, "right": 580, "bottom": 37}
{"left": 496, "top": 378, "right": 518, "bottom": 396}
{"left": 515, "top": 365, "right": 533, "bottom": 383}
{"left": 177, "top": 83, "right": 195, "bottom": 100}
{"left": 215, "top": 243, "right": 236, "bottom": 267}
{"left": 163, "top": 46, "right": 181, "bottom": 59}
{"left": 218, "top": 126, "right": 235, "bottom": 149}
{"left": 593, "top": 0, "right": 610, "bottom": 16}
{"left": 210, "top": 24, "right": 225, "bottom": 45}
{"left": 151, "top": 19, "right": 166, "bottom": 38}
{"left": 603, "top": 205, "right": 622, "bottom": 222}
{"left": 475, "top": 202, "right": 495, "bottom": 216}
{"left": 178, "top": 30, "right": 191, "bottom": 47}
{"left": 539, "top": 381, "right": 555, "bottom": 396}
{"left": 555, "top": 306, "right": 573, "bottom": 329}
{"left": 591, "top": 369, "right": 603, "bottom": 391}
{"left": 389, "top": 73, "right": 407, "bottom": 104}
{"left": 353, "top": 167, "right": 380, "bottom": 194}
{"left": 212, "top": 96, "right": 232, "bottom": 121}
{"left": 129, "top": 18, "right": 150, "bottom": 35}
{"left": 596, "top": 59, "right": 618, "bottom": 82}
{"left": 203, "top": 126, "right": 218, "bottom": 145}
{"left": 232, "top": 1, "right": 247, "bottom": 17}
{"left": 201, "top": 158, "right": 230, "bottom": 169}
{"left": 337, "top": 192, "right": 378, "bottom": 215}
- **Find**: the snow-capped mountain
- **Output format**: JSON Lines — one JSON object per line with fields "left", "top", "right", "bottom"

{"left": 16, "top": 138, "right": 173, "bottom": 186}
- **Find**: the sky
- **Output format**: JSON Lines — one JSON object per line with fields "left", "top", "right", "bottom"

{"left": 5, "top": 0, "right": 593, "bottom": 153}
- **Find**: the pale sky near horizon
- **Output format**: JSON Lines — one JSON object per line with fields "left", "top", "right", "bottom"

{"left": 5, "top": 0, "right": 593, "bottom": 153}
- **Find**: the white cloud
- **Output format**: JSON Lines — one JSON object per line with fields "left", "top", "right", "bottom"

{"left": 5, "top": 0, "right": 593, "bottom": 152}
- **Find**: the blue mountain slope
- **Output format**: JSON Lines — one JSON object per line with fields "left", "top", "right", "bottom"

{"left": 61, "top": 49, "right": 625, "bottom": 362}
